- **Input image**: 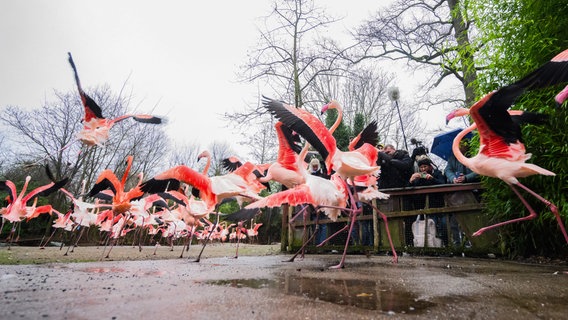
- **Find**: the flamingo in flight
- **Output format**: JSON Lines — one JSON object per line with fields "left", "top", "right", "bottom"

{"left": 446, "top": 48, "right": 568, "bottom": 243}
{"left": 68, "top": 52, "right": 162, "bottom": 147}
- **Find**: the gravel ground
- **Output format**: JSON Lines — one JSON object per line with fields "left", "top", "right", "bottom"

{"left": 2, "top": 244, "right": 568, "bottom": 320}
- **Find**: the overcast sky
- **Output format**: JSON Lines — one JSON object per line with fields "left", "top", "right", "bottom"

{"left": 1, "top": 0, "right": 426, "bottom": 159}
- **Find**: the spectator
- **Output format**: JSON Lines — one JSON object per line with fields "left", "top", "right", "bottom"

{"left": 444, "top": 139, "right": 480, "bottom": 184}
{"left": 376, "top": 144, "right": 414, "bottom": 246}
{"left": 308, "top": 157, "right": 328, "bottom": 245}
{"left": 444, "top": 139, "right": 479, "bottom": 246}
{"left": 410, "top": 155, "right": 448, "bottom": 245}
{"left": 376, "top": 144, "right": 414, "bottom": 189}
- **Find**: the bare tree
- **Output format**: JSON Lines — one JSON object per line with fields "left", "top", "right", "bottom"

{"left": 167, "top": 141, "right": 201, "bottom": 168}
{"left": 348, "top": 0, "right": 477, "bottom": 107}
{"left": 0, "top": 85, "right": 169, "bottom": 197}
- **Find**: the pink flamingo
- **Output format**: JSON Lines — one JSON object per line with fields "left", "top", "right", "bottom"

{"left": 446, "top": 48, "right": 568, "bottom": 243}
{"left": 263, "top": 97, "right": 396, "bottom": 268}
{"left": 0, "top": 170, "right": 68, "bottom": 247}
{"left": 67, "top": 52, "right": 162, "bottom": 147}
{"left": 87, "top": 155, "right": 145, "bottom": 258}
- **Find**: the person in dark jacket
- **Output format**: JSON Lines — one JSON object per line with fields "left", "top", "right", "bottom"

{"left": 377, "top": 144, "right": 414, "bottom": 189}
{"left": 410, "top": 155, "right": 448, "bottom": 245}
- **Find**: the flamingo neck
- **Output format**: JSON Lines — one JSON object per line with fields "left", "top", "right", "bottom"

{"left": 18, "top": 176, "right": 32, "bottom": 200}
{"left": 452, "top": 125, "right": 476, "bottom": 168}
{"left": 202, "top": 154, "right": 211, "bottom": 175}
{"left": 328, "top": 102, "right": 343, "bottom": 135}
{"left": 297, "top": 143, "right": 311, "bottom": 173}
{"left": 121, "top": 156, "right": 133, "bottom": 186}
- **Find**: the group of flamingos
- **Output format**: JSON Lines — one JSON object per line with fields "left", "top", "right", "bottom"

{"left": 2, "top": 49, "right": 568, "bottom": 268}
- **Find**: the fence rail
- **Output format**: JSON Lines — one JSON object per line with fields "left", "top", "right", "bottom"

{"left": 285, "top": 182, "right": 498, "bottom": 254}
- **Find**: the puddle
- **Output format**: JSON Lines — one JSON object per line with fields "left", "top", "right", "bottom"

{"left": 207, "top": 275, "right": 434, "bottom": 314}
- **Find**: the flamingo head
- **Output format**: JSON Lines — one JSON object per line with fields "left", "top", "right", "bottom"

{"left": 555, "top": 84, "right": 568, "bottom": 107}
{"left": 321, "top": 100, "right": 340, "bottom": 115}
{"left": 197, "top": 150, "right": 211, "bottom": 161}
{"left": 446, "top": 107, "right": 470, "bottom": 124}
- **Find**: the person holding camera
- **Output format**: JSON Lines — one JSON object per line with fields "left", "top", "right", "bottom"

{"left": 410, "top": 155, "right": 448, "bottom": 245}
{"left": 376, "top": 144, "right": 414, "bottom": 189}
{"left": 409, "top": 156, "right": 446, "bottom": 186}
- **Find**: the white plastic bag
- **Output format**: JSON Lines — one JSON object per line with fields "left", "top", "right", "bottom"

{"left": 412, "top": 215, "right": 442, "bottom": 247}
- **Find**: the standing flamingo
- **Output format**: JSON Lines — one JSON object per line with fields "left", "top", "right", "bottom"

{"left": 87, "top": 155, "right": 145, "bottom": 258}
{"left": 67, "top": 52, "right": 162, "bottom": 147}
{"left": 446, "top": 48, "right": 568, "bottom": 243}
{"left": 0, "top": 168, "right": 68, "bottom": 247}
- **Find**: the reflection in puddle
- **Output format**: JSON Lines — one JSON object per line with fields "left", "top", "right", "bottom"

{"left": 207, "top": 274, "right": 434, "bottom": 314}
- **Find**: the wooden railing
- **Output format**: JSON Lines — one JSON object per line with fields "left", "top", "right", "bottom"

{"left": 286, "top": 182, "right": 498, "bottom": 254}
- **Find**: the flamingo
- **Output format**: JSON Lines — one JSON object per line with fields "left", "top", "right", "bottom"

{"left": 246, "top": 220, "right": 263, "bottom": 243}
{"left": 256, "top": 122, "right": 306, "bottom": 189}
{"left": 0, "top": 168, "right": 68, "bottom": 247}
{"left": 87, "top": 155, "right": 146, "bottom": 257}
{"left": 140, "top": 152, "right": 265, "bottom": 261}
{"left": 262, "top": 98, "right": 396, "bottom": 267}
{"left": 446, "top": 48, "right": 568, "bottom": 243}
{"left": 263, "top": 97, "right": 380, "bottom": 180}
{"left": 67, "top": 52, "right": 162, "bottom": 147}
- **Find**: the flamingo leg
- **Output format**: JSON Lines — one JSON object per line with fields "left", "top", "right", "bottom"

{"left": 329, "top": 207, "right": 360, "bottom": 269}
{"left": 284, "top": 209, "right": 321, "bottom": 263}
{"left": 289, "top": 204, "right": 309, "bottom": 224}
{"left": 367, "top": 202, "right": 398, "bottom": 263}
{"left": 473, "top": 184, "right": 568, "bottom": 244}
{"left": 234, "top": 235, "right": 240, "bottom": 259}
{"left": 193, "top": 211, "right": 219, "bottom": 262}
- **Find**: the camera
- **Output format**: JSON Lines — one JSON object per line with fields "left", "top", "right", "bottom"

{"left": 410, "top": 138, "right": 429, "bottom": 161}
{"left": 420, "top": 173, "right": 427, "bottom": 179}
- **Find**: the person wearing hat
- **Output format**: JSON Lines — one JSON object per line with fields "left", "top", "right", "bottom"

{"left": 410, "top": 155, "right": 448, "bottom": 245}
{"left": 410, "top": 156, "right": 445, "bottom": 185}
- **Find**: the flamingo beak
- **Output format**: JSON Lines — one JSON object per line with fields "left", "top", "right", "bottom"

{"left": 445, "top": 111, "right": 456, "bottom": 125}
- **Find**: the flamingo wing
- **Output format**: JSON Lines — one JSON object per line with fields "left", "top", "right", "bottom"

{"left": 262, "top": 96, "right": 336, "bottom": 163}
{"left": 275, "top": 122, "right": 301, "bottom": 170}
{"left": 140, "top": 165, "right": 215, "bottom": 207}
{"left": 348, "top": 120, "right": 378, "bottom": 151}
{"left": 67, "top": 52, "right": 104, "bottom": 122}
{"left": 221, "top": 157, "right": 242, "bottom": 172}
{"left": 245, "top": 184, "right": 316, "bottom": 209}
{"left": 0, "top": 180, "right": 17, "bottom": 203}
{"left": 110, "top": 114, "right": 163, "bottom": 125}
{"left": 472, "top": 49, "right": 568, "bottom": 157}
{"left": 476, "top": 49, "right": 568, "bottom": 140}
{"left": 87, "top": 170, "right": 121, "bottom": 197}
{"left": 23, "top": 178, "right": 69, "bottom": 204}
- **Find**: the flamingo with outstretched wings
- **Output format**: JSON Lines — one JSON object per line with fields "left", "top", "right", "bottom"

{"left": 68, "top": 52, "right": 162, "bottom": 147}
{"left": 446, "top": 48, "right": 568, "bottom": 243}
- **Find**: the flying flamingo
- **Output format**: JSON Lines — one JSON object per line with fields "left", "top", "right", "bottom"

{"left": 67, "top": 52, "right": 162, "bottom": 147}
{"left": 446, "top": 48, "right": 568, "bottom": 243}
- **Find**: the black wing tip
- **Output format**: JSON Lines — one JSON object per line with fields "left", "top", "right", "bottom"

{"left": 512, "top": 111, "right": 549, "bottom": 126}
{"left": 133, "top": 116, "right": 163, "bottom": 124}
{"left": 221, "top": 158, "right": 242, "bottom": 172}
{"left": 224, "top": 208, "right": 262, "bottom": 222}
{"left": 140, "top": 178, "right": 181, "bottom": 194}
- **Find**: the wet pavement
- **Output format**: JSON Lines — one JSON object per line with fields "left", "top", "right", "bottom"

{"left": 2, "top": 253, "right": 568, "bottom": 319}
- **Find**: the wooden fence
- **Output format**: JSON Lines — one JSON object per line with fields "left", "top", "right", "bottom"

{"left": 284, "top": 182, "right": 499, "bottom": 255}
